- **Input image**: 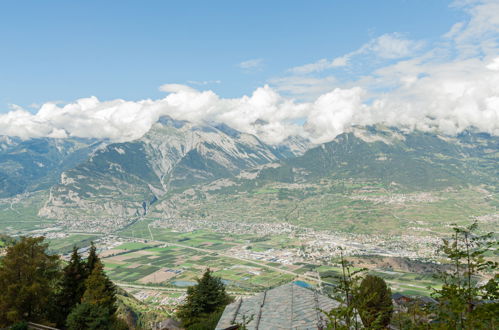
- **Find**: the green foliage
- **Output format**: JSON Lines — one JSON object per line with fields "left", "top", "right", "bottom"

{"left": 355, "top": 275, "right": 393, "bottom": 328}
{"left": 82, "top": 260, "right": 117, "bottom": 315}
{"left": 9, "top": 321, "right": 28, "bottom": 330}
{"left": 0, "top": 237, "right": 124, "bottom": 328}
{"left": 55, "top": 246, "right": 88, "bottom": 327}
{"left": 66, "top": 249, "right": 121, "bottom": 329}
{"left": 430, "top": 222, "right": 498, "bottom": 329}
{"left": 177, "top": 269, "right": 232, "bottom": 328}
{"left": 66, "top": 302, "right": 112, "bottom": 330}
{"left": 324, "top": 250, "right": 366, "bottom": 329}
{"left": 185, "top": 309, "right": 224, "bottom": 330}
{"left": 0, "top": 234, "right": 15, "bottom": 247}
{"left": 86, "top": 242, "right": 99, "bottom": 277}
{"left": 0, "top": 236, "right": 60, "bottom": 327}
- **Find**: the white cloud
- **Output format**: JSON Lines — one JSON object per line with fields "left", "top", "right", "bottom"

{"left": 187, "top": 80, "right": 221, "bottom": 85}
{"left": 304, "top": 87, "right": 366, "bottom": 143}
{"left": 290, "top": 33, "right": 424, "bottom": 75}
{"left": 1, "top": 1, "right": 498, "bottom": 146}
{"left": 159, "top": 84, "right": 197, "bottom": 93}
{"left": 487, "top": 56, "right": 499, "bottom": 71}
{"left": 269, "top": 76, "right": 338, "bottom": 100}
{"left": 289, "top": 56, "right": 348, "bottom": 74}
{"left": 367, "top": 33, "right": 425, "bottom": 59}
{"left": 238, "top": 58, "right": 264, "bottom": 71}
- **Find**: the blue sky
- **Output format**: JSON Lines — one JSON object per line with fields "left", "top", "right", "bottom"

{"left": 0, "top": 0, "right": 462, "bottom": 109}
{"left": 0, "top": 0, "right": 498, "bottom": 144}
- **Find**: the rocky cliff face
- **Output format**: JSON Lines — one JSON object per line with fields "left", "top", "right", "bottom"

{"left": 2, "top": 119, "right": 496, "bottom": 232}
{"left": 38, "top": 117, "right": 301, "bottom": 223}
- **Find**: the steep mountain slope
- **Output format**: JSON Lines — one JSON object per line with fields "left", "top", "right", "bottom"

{"left": 0, "top": 136, "right": 102, "bottom": 198}
{"left": 39, "top": 117, "right": 296, "bottom": 225}
{"left": 144, "top": 126, "right": 498, "bottom": 235}
{"left": 277, "top": 126, "right": 498, "bottom": 190}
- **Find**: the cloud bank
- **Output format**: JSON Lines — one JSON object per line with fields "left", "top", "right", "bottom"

{"left": 1, "top": 0, "right": 498, "bottom": 145}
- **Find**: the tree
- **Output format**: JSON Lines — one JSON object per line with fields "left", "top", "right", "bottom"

{"left": 431, "top": 222, "right": 498, "bottom": 328}
{"left": 55, "top": 246, "right": 87, "bottom": 327}
{"left": 355, "top": 275, "right": 393, "bottom": 328}
{"left": 177, "top": 269, "right": 232, "bottom": 328}
{"left": 0, "top": 237, "right": 60, "bottom": 327}
{"left": 66, "top": 259, "right": 119, "bottom": 329}
{"left": 324, "top": 249, "right": 365, "bottom": 329}
{"left": 82, "top": 260, "right": 117, "bottom": 315}
{"left": 66, "top": 302, "right": 111, "bottom": 330}
{"left": 86, "top": 242, "right": 98, "bottom": 276}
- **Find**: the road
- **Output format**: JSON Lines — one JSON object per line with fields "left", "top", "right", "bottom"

{"left": 115, "top": 224, "right": 334, "bottom": 286}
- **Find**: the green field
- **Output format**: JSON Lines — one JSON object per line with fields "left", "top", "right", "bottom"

{"left": 47, "top": 234, "right": 101, "bottom": 254}
{"left": 146, "top": 181, "right": 498, "bottom": 236}
{"left": 116, "top": 242, "right": 152, "bottom": 250}
{"left": 102, "top": 243, "right": 295, "bottom": 291}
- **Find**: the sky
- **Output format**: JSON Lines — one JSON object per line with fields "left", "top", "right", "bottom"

{"left": 1, "top": 0, "right": 498, "bottom": 144}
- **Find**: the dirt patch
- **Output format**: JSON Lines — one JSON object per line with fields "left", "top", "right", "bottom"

{"left": 138, "top": 268, "right": 178, "bottom": 284}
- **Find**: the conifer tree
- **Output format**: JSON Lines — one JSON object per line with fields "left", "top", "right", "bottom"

{"left": 177, "top": 268, "right": 231, "bottom": 328}
{"left": 66, "top": 302, "right": 111, "bottom": 330}
{"left": 86, "top": 242, "right": 98, "bottom": 276}
{"left": 67, "top": 259, "right": 118, "bottom": 329}
{"left": 355, "top": 275, "right": 393, "bottom": 328}
{"left": 82, "top": 260, "right": 117, "bottom": 315}
{"left": 55, "top": 246, "right": 87, "bottom": 327}
{"left": 0, "top": 237, "right": 60, "bottom": 326}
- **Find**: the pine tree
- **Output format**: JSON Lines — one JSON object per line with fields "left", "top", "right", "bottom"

{"left": 66, "top": 302, "right": 111, "bottom": 330}
{"left": 55, "top": 246, "right": 87, "bottom": 327}
{"left": 0, "top": 237, "right": 60, "bottom": 327}
{"left": 66, "top": 259, "right": 118, "bottom": 329}
{"left": 86, "top": 242, "right": 98, "bottom": 276}
{"left": 82, "top": 260, "right": 117, "bottom": 315}
{"left": 355, "top": 275, "right": 393, "bottom": 328}
{"left": 177, "top": 268, "right": 232, "bottom": 328}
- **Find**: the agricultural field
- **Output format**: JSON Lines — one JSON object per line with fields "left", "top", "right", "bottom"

{"left": 47, "top": 233, "right": 101, "bottom": 254}
{"left": 316, "top": 265, "right": 440, "bottom": 296}
{"left": 102, "top": 244, "right": 295, "bottom": 291}
{"left": 148, "top": 180, "right": 497, "bottom": 236}
{"left": 112, "top": 223, "right": 447, "bottom": 297}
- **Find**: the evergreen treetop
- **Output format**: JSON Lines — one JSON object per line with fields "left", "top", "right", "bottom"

{"left": 55, "top": 246, "right": 87, "bottom": 327}
{"left": 0, "top": 236, "right": 60, "bottom": 326}
{"left": 86, "top": 242, "right": 98, "bottom": 276}
{"left": 177, "top": 268, "right": 232, "bottom": 328}
{"left": 355, "top": 274, "right": 393, "bottom": 329}
{"left": 82, "top": 259, "right": 117, "bottom": 315}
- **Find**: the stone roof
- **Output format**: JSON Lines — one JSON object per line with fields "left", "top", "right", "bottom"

{"left": 153, "top": 318, "right": 182, "bottom": 330}
{"left": 216, "top": 282, "right": 339, "bottom": 330}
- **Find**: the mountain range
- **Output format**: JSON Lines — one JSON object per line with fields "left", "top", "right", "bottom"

{"left": 0, "top": 117, "right": 497, "bottom": 232}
